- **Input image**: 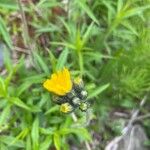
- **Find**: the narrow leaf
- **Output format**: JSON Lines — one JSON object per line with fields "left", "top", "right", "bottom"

{"left": 0, "top": 16, "right": 12, "bottom": 49}
{"left": 0, "top": 104, "right": 10, "bottom": 127}
{"left": 76, "top": 0, "right": 99, "bottom": 24}
{"left": 56, "top": 48, "right": 69, "bottom": 70}
{"left": 31, "top": 117, "right": 39, "bottom": 150}
{"left": 8, "top": 97, "right": 31, "bottom": 111}
{"left": 54, "top": 133, "right": 61, "bottom": 150}
{"left": 88, "top": 83, "right": 110, "bottom": 99}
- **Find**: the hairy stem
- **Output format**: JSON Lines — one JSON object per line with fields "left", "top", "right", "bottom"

{"left": 71, "top": 112, "right": 91, "bottom": 150}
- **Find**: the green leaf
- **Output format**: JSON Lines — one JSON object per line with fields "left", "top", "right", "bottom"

{"left": 144, "top": 140, "right": 150, "bottom": 146}
{"left": 45, "top": 105, "right": 59, "bottom": 115}
{"left": 39, "top": 135, "right": 52, "bottom": 150}
{"left": 48, "top": 49, "right": 57, "bottom": 71}
{"left": 0, "top": 135, "right": 25, "bottom": 148}
{"left": 0, "top": 104, "right": 10, "bottom": 127}
{"left": 22, "top": 74, "right": 45, "bottom": 83}
{"left": 5, "top": 56, "right": 24, "bottom": 88}
{"left": 0, "top": 76, "right": 7, "bottom": 97}
{"left": 35, "top": 24, "right": 60, "bottom": 33}
{"left": 76, "top": 0, "right": 99, "bottom": 25}
{"left": 51, "top": 41, "right": 76, "bottom": 50}
{"left": 3, "top": 46, "right": 12, "bottom": 72}
{"left": 60, "top": 128, "right": 91, "bottom": 141}
{"left": 16, "top": 82, "right": 32, "bottom": 97}
{"left": 120, "top": 99, "right": 136, "bottom": 108}
{"left": 30, "top": 106, "right": 42, "bottom": 113}
{"left": 58, "top": 17, "right": 71, "bottom": 35}
{"left": 26, "top": 135, "right": 32, "bottom": 150}
{"left": 0, "top": 16, "right": 13, "bottom": 49}
{"left": 117, "top": 0, "right": 124, "bottom": 12}
{"left": 31, "top": 117, "right": 39, "bottom": 150}
{"left": 76, "top": 128, "right": 91, "bottom": 141}
{"left": 121, "top": 21, "right": 138, "bottom": 36}
{"left": 32, "top": 51, "right": 49, "bottom": 74}
{"left": 83, "top": 22, "right": 94, "bottom": 44}
{"left": 0, "top": 0, "right": 18, "bottom": 10}
{"left": 10, "top": 128, "right": 29, "bottom": 145}
{"left": 0, "top": 143, "right": 7, "bottom": 150}
{"left": 8, "top": 97, "right": 31, "bottom": 111}
{"left": 56, "top": 48, "right": 69, "bottom": 70}
{"left": 84, "top": 52, "right": 113, "bottom": 60}
{"left": 88, "top": 83, "right": 110, "bottom": 99}
{"left": 54, "top": 132, "right": 61, "bottom": 150}
{"left": 40, "top": 127, "right": 56, "bottom": 135}
{"left": 37, "top": 0, "right": 60, "bottom": 8}
{"left": 123, "top": 5, "right": 150, "bottom": 19}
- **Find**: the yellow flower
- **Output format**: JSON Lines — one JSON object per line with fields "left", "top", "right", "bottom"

{"left": 60, "top": 103, "right": 73, "bottom": 113}
{"left": 43, "top": 68, "right": 72, "bottom": 96}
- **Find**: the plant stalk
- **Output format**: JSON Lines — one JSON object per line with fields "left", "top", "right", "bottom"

{"left": 71, "top": 112, "right": 91, "bottom": 150}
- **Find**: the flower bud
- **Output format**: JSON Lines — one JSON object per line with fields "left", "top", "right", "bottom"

{"left": 60, "top": 103, "right": 73, "bottom": 113}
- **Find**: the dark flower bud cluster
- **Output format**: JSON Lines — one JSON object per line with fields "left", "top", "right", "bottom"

{"left": 53, "top": 78, "right": 90, "bottom": 113}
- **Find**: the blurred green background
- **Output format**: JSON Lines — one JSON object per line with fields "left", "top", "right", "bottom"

{"left": 0, "top": 0, "right": 150, "bottom": 149}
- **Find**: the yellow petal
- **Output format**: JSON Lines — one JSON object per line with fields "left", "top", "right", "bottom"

{"left": 43, "top": 79, "right": 58, "bottom": 94}
{"left": 63, "top": 68, "right": 72, "bottom": 91}
{"left": 43, "top": 68, "right": 72, "bottom": 96}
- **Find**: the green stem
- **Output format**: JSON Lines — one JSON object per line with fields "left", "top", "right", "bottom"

{"left": 78, "top": 52, "right": 84, "bottom": 76}
{"left": 71, "top": 113, "right": 91, "bottom": 150}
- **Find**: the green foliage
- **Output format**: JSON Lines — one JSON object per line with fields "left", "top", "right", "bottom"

{"left": 0, "top": 16, "right": 12, "bottom": 49}
{"left": 0, "top": 0, "right": 150, "bottom": 149}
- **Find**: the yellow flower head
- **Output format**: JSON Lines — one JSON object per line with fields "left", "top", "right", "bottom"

{"left": 43, "top": 68, "right": 72, "bottom": 96}
{"left": 60, "top": 103, "right": 73, "bottom": 113}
